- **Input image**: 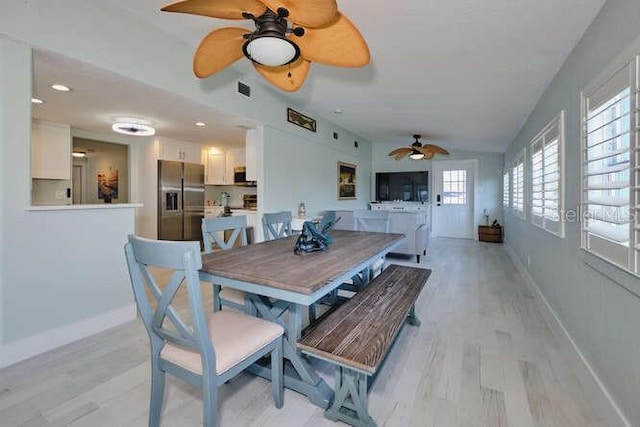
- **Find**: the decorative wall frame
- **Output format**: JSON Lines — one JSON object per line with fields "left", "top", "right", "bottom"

{"left": 97, "top": 167, "right": 118, "bottom": 203}
{"left": 338, "top": 161, "right": 357, "bottom": 200}
{"left": 287, "top": 108, "right": 316, "bottom": 132}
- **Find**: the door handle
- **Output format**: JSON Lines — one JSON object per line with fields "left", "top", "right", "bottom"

{"left": 436, "top": 194, "right": 441, "bottom": 206}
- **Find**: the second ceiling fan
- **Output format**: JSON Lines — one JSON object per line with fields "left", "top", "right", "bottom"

{"left": 161, "top": 0, "right": 370, "bottom": 92}
{"left": 388, "top": 135, "right": 450, "bottom": 160}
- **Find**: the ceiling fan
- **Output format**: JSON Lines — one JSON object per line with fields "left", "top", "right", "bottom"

{"left": 388, "top": 135, "right": 449, "bottom": 160}
{"left": 161, "top": 0, "right": 370, "bottom": 92}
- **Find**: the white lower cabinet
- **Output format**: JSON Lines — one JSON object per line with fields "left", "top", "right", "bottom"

{"left": 231, "top": 210, "right": 259, "bottom": 242}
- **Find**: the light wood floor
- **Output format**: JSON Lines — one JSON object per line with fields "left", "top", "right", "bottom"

{"left": 0, "top": 238, "right": 623, "bottom": 426}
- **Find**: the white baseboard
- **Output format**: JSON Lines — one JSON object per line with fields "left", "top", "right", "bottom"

{"left": 503, "top": 242, "right": 630, "bottom": 427}
{"left": 0, "top": 304, "right": 137, "bottom": 369}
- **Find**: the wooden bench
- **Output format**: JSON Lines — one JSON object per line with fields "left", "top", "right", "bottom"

{"left": 298, "top": 264, "right": 432, "bottom": 427}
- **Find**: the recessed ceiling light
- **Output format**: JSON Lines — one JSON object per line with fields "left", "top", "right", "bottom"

{"left": 112, "top": 117, "right": 156, "bottom": 136}
{"left": 195, "top": 121, "right": 206, "bottom": 127}
{"left": 51, "top": 84, "right": 71, "bottom": 92}
{"left": 31, "top": 98, "right": 44, "bottom": 104}
{"left": 334, "top": 108, "right": 343, "bottom": 114}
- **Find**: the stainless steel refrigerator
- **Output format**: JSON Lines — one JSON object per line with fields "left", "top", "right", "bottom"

{"left": 158, "top": 160, "right": 204, "bottom": 243}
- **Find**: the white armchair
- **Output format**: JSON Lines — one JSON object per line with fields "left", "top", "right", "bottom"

{"left": 388, "top": 212, "right": 430, "bottom": 263}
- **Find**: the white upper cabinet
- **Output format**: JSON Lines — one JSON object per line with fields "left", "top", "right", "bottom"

{"left": 225, "top": 148, "right": 246, "bottom": 184}
{"left": 205, "top": 151, "right": 226, "bottom": 185}
{"left": 159, "top": 138, "right": 202, "bottom": 164}
{"left": 31, "top": 120, "right": 71, "bottom": 180}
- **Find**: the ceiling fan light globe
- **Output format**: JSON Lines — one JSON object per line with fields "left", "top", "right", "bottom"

{"left": 409, "top": 152, "right": 425, "bottom": 160}
{"left": 244, "top": 36, "right": 299, "bottom": 67}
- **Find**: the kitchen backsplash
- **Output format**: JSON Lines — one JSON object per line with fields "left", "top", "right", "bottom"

{"left": 205, "top": 185, "right": 256, "bottom": 207}
{"left": 31, "top": 179, "right": 72, "bottom": 206}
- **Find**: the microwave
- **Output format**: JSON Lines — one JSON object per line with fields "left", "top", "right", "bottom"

{"left": 233, "top": 167, "right": 257, "bottom": 186}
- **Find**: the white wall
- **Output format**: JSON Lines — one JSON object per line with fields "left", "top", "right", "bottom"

{"left": 0, "top": 40, "right": 137, "bottom": 366}
{"left": 262, "top": 125, "right": 372, "bottom": 218}
{"left": 0, "top": 0, "right": 373, "bottom": 363}
{"left": 0, "top": 37, "right": 7, "bottom": 354}
{"left": 503, "top": 0, "right": 640, "bottom": 423}
{"left": 373, "top": 142, "right": 505, "bottom": 225}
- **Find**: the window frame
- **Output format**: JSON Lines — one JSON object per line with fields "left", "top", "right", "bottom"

{"left": 511, "top": 148, "right": 526, "bottom": 219}
{"left": 530, "top": 111, "right": 565, "bottom": 238}
{"left": 580, "top": 54, "right": 639, "bottom": 274}
{"left": 503, "top": 169, "right": 510, "bottom": 209}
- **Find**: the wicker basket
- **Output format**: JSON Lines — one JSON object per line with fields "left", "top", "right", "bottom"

{"left": 478, "top": 225, "right": 502, "bottom": 243}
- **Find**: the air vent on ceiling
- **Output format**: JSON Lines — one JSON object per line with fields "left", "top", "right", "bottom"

{"left": 238, "top": 81, "right": 251, "bottom": 97}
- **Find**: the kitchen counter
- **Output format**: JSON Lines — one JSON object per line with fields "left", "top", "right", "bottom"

{"left": 28, "top": 203, "right": 143, "bottom": 211}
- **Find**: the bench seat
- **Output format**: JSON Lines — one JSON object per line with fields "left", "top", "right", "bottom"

{"left": 299, "top": 264, "right": 431, "bottom": 426}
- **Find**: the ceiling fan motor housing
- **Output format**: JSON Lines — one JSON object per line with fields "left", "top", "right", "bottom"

{"left": 242, "top": 8, "right": 301, "bottom": 66}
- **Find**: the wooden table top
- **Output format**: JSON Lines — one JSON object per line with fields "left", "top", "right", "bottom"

{"left": 200, "top": 230, "right": 404, "bottom": 295}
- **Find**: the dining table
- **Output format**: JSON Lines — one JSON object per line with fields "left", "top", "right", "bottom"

{"left": 199, "top": 229, "right": 405, "bottom": 408}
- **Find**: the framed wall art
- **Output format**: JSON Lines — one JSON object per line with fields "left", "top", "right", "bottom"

{"left": 287, "top": 108, "right": 316, "bottom": 132}
{"left": 338, "top": 161, "right": 356, "bottom": 200}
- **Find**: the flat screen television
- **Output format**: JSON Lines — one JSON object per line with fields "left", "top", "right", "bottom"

{"left": 376, "top": 171, "right": 428, "bottom": 202}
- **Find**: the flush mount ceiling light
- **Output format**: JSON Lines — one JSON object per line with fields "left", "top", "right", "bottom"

{"left": 51, "top": 84, "right": 71, "bottom": 92}
{"left": 194, "top": 121, "right": 206, "bottom": 127}
{"left": 389, "top": 135, "right": 450, "bottom": 161}
{"left": 72, "top": 150, "right": 86, "bottom": 158}
{"left": 112, "top": 118, "right": 156, "bottom": 136}
{"left": 31, "top": 98, "right": 44, "bottom": 104}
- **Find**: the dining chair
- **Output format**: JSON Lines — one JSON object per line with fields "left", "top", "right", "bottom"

{"left": 354, "top": 210, "right": 391, "bottom": 280}
{"left": 124, "top": 235, "right": 283, "bottom": 427}
{"left": 201, "top": 216, "right": 248, "bottom": 312}
{"left": 262, "top": 211, "right": 293, "bottom": 241}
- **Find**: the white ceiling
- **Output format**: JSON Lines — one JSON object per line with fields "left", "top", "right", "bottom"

{"left": 34, "top": 0, "right": 607, "bottom": 152}
{"left": 32, "top": 50, "right": 255, "bottom": 146}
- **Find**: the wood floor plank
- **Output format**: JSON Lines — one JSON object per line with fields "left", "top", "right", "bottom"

{"left": 0, "top": 238, "right": 624, "bottom": 427}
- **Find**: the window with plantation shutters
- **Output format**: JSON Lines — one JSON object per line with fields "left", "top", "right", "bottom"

{"left": 531, "top": 112, "right": 565, "bottom": 237}
{"left": 582, "top": 56, "right": 638, "bottom": 272}
{"left": 503, "top": 170, "right": 510, "bottom": 208}
{"left": 512, "top": 149, "right": 525, "bottom": 218}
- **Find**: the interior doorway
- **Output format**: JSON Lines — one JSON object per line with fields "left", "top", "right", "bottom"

{"left": 432, "top": 159, "right": 478, "bottom": 239}
{"left": 72, "top": 164, "right": 84, "bottom": 204}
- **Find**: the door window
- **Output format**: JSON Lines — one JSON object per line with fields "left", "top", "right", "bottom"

{"left": 442, "top": 170, "right": 467, "bottom": 205}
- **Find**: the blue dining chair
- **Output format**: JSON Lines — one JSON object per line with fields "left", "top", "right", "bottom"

{"left": 125, "top": 235, "right": 283, "bottom": 427}
{"left": 262, "top": 211, "right": 293, "bottom": 241}
{"left": 202, "top": 216, "right": 249, "bottom": 312}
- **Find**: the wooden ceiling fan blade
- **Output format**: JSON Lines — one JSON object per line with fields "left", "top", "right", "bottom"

{"left": 420, "top": 144, "right": 450, "bottom": 155}
{"left": 297, "top": 13, "right": 370, "bottom": 67}
{"left": 388, "top": 147, "right": 411, "bottom": 157}
{"left": 161, "top": 0, "right": 266, "bottom": 20}
{"left": 260, "top": 0, "right": 338, "bottom": 28}
{"left": 193, "top": 28, "right": 250, "bottom": 78}
{"left": 253, "top": 57, "right": 311, "bottom": 92}
{"left": 422, "top": 152, "right": 435, "bottom": 160}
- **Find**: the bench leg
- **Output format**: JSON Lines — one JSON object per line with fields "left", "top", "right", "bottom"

{"left": 325, "top": 367, "right": 376, "bottom": 427}
{"left": 407, "top": 303, "right": 421, "bottom": 326}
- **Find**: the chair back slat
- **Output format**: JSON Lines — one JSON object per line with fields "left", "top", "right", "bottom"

{"left": 125, "top": 236, "right": 211, "bottom": 357}
{"left": 354, "top": 210, "right": 391, "bottom": 233}
{"left": 201, "top": 216, "right": 248, "bottom": 252}
{"left": 262, "top": 211, "right": 293, "bottom": 241}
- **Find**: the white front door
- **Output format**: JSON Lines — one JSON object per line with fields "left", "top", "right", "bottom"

{"left": 432, "top": 160, "right": 476, "bottom": 239}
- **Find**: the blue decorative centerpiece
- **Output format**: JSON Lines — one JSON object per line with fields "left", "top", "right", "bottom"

{"left": 294, "top": 214, "right": 341, "bottom": 255}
